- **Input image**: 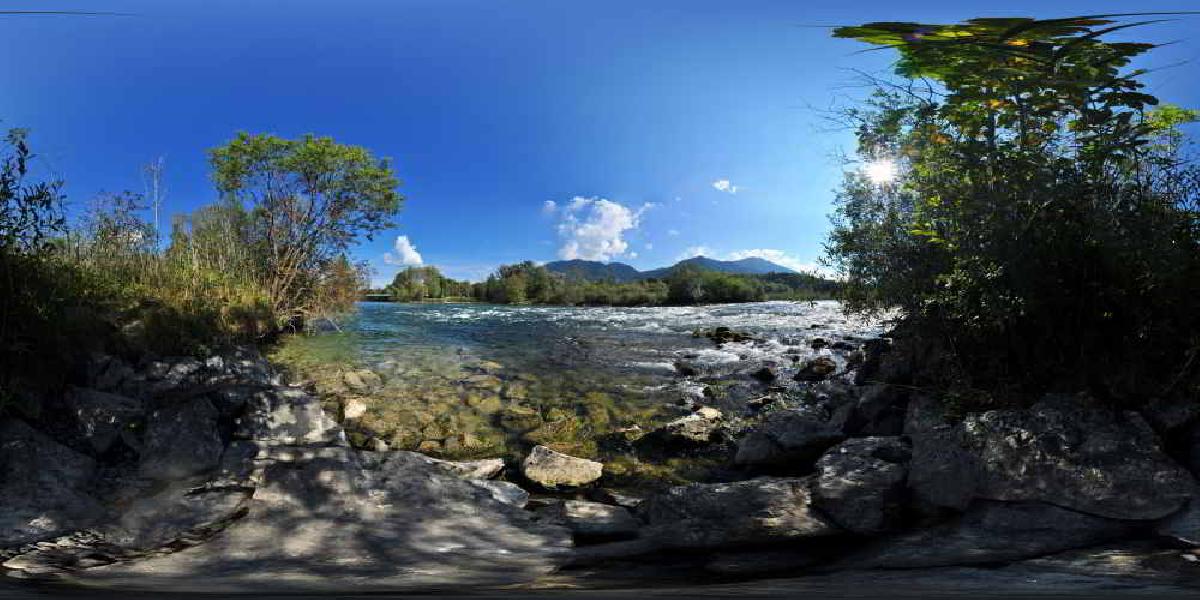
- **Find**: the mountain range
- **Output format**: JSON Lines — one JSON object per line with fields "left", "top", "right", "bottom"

{"left": 544, "top": 256, "right": 797, "bottom": 282}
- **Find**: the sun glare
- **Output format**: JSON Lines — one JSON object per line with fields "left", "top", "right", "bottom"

{"left": 864, "top": 158, "right": 897, "bottom": 185}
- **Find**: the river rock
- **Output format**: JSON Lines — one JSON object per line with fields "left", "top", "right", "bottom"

{"left": 521, "top": 445, "right": 603, "bottom": 489}
{"left": 363, "top": 451, "right": 505, "bottom": 480}
{"left": 344, "top": 369, "right": 382, "bottom": 392}
{"left": 62, "top": 387, "right": 143, "bottom": 455}
{"left": 908, "top": 395, "right": 1195, "bottom": 520}
{"left": 472, "top": 480, "right": 529, "bottom": 507}
{"left": 813, "top": 437, "right": 910, "bottom": 534}
{"left": 734, "top": 406, "right": 844, "bottom": 468}
{"left": 640, "top": 408, "right": 724, "bottom": 448}
{"left": 794, "top": 356, "right": 837, "bottom": 381}
{"left": 0, "top": 420, "right": 103, "bottom": 547}
{"left": 101, "top": 481, "right": 250, "bottom": 550}
{"left": 499, "top": 405, "right": 543, "bottom": 431}
{"left": 839, "top": 501, "right": 1140, "bottom": 569}
{"left": 71, "top": 447, "right": 572, "bottom": 592}
{"left": 342, "top": 397, "right": 369, "bottom": 420}
{"left": 536, "top": 500, "right": 640, "bottom": 540}
{"left": 139, "top": 398, "right": 224, "bottom": 481}
{"left": 236, "top": 388, "right": 345, "bottom": 445}
{"left": 643, "top": 477, "right": 840, "bottom": 549}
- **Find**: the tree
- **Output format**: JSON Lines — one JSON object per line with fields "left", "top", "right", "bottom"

{"left": 828, "top": 16, "right": 1200, "bottom": 401}
{"left": 209, "top": 132, "right": 402, "bottom": 326}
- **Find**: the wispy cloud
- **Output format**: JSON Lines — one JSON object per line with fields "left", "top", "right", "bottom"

{"left": 554, "top": 196, "right": 651, "bottom": 261}
{"left": 541, "top": 200, "right": 558, "bottom": 214}
{"left": 711, "top": 179, "right": 738, "bottom": 195}
{"left": 383, "top": 235, "right": 423, "bottom": 266}
{"left": 667, "top": 229, "right": 681, "bottom": 237}
{"left": 726, "top": 248, "right": 822, "bottom": 274}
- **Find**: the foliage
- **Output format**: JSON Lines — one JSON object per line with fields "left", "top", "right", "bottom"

{"left": 209, "top": 132, "right": 402, "bottom": 327}
{"left": 387, "top": 266, "right": 474, "bottom": 301}
{"left": 828, "top": 16, "right": 1200, "bottom": 403}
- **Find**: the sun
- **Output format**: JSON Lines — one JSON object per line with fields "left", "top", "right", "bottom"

{"left": 864, "top": 158, "right": 898, "bottom": 185}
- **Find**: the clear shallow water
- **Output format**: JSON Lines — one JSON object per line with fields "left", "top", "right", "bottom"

{"left": 273, "top": 301, "right": 885, "bottom": 484}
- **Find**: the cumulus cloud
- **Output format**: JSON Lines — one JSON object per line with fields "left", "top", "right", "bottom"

{"left": 554, "top": 197, "right": 650, "bottom": 261}
{"left": 383, "top": 235, "right": 424, "bottom": 266}
{"left": 542, "top": 200, "right": 557, "bottom": 214}
{"left": 712, "top": 179, "right": 738, "bottom": 194}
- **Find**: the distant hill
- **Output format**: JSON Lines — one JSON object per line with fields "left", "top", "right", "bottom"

{"left": 545, "top": 255, "right": 797, "bottom": 282}
{"left": 641, "top": 256, "right": 795, "bottom": 279}
{"left": 543, "top": 260, "right": 643, "bottom": 282}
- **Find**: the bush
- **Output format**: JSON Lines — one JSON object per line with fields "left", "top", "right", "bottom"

{"left": 829, "top": 17, "right": 1200, "bottom": 404}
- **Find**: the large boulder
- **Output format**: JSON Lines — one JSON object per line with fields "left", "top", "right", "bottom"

{"left": 0, "top": 420, "right": 103, "bottom": 546}
{"left": 842, "top": 384, "right": 908, "bottom": 436}
{"left": 840, "top": 501, "right": 1140, "bottom": 569}
{"left": 70, "top": 447, "right": 572, "bottom": 591}
{"left": 62, "top": 387, "right": 143, "bottom": 455}
{"left": 734, "top": 406, "right": 844, "bottom": 468}
{"left": 643, "top": 477, "right": 840, "bottom": 549}
{"left": 908, "top": 395, "right": 1195, "bottom": 520}
{"left": 812, "top": 437, "right": 910, "bottom": 534}
{"left": 535, "top": 500, "right": 640, "bottom": 540}
{"left": 521, "top": 445, "right": 603, "bottom": 490}
{"left": 139, "top": 398, "right": 224, "bottom": 481}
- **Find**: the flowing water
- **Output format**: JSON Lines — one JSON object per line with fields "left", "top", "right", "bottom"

{"left": 272, "top": 300, "right": 886, "bottom": 487}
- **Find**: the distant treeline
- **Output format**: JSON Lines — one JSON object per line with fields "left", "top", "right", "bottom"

{"left": 371, "top": 262, "right": 838, "bottom": 306}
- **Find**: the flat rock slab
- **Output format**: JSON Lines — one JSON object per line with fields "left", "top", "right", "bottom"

{"left": 0, "top": 420, "right": 103, "bottom": 547}
{"left": 67, "top": 447, "right": 572, "bottom": 592}
{"left": 235, "top": 388, "right": 345, "bottom": 446}
{"left": 839, "top": 501, "right": 1141, "bottom": 569}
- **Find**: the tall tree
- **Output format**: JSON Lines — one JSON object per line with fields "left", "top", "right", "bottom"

{"left": 209, "top": 132, "right": 402, "bottom": 326}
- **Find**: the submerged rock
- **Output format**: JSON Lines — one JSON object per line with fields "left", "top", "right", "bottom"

{"left": 643, "top": 477, "right": 840, "bottom": 549}
{"left": 521, "top": 445, "right": 603, "bottom": 490}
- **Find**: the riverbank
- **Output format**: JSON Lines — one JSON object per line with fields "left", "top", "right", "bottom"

{"left": 2, "top": 302, "right": 1200, "bottom": 593}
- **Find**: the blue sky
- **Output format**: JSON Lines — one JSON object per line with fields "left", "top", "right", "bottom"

{"left": 4, "top": 1, "right": 1198, "bottom": 284}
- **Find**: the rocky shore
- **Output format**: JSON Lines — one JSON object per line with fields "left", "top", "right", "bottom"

{"left": 3, "top": 332, "right": 1200, "bottom": 592}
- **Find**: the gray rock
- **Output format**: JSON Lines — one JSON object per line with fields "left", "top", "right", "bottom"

{"left": 643, "top": 477, "right": 840, "bottom": 549}
{"left": 639, "top": 408, "right": 723, "bottom": 448}
{"left": 903, "top": 392, "right": 947, "bottom": 435}
{"left": 813, "top": 437, "right": 910, "bottom": 534}
{"left": 139, "top": 398, "right": 224, "bottom": 481}
{"left": 840, "top": 501, "right": 1140, "bottom": 569}
{"left": 361, "top": 451, "right": 505, "bottom": 480}
{"left": 734, "top": 406, "right": 844, "bottom": 468}
{"left": 908, "top": 395, "right": 1195, "bottom": 520}
{"left": 102, "top": 481, "right": 250, "bottom": 549}
{"left": 536, "top": 500, "right": 640, "bottom": 539}
{"left": 844, "top": 384, "right": 908, "bottom": 436}
{"left": 343, "top": 369, "right": 382, "bottom": 392}
{"left": 0, "top": 420, "right": 103, "bottom": 546}
{"left": 72, "top": 447, "right": 571, "bottom": 591}
{"left": 236, "top": 389, "right": 344, "bottom": 445}
{"left": 794, "top": 356, "right": 838, "bottom": 381}
{"left": 62, "top": 387, "right": 143, "bottom": 455}
{"left": 1156, "top": 500, "right": 1200, "bottom": 546}
{"left": 472, "top": 480, "right": 529, "bottom": 507}
{"left": 521, "top": 445, "right": 603, "bottom": 490}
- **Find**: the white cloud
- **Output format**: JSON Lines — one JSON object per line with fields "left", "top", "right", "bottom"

{"left": 383, "top": 235, "right": 424, "bottom": 266}
{"left": 554, "top": 197, "right": 650, "bottom": 261}
{"left": 644, "top": 242, "right": 654, "bottom": 250}
{"left": 712, "top": 179, "right": 738, "bottom": 194}
{"left": 667, "top": 229, "right": 680, "bottom": 237}
{"left": 542, "top": 200, "right": 557, "bottom": 214}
